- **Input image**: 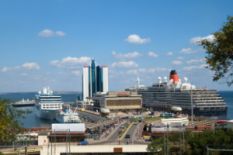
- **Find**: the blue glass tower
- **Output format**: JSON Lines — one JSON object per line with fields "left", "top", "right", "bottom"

{"left": 91, "top": 59, "right": 96, "bottom": 95}
{"left": 96, "top": 66, "right": 103, "bottom": 92}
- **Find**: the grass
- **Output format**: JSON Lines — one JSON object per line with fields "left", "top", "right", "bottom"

{"left": 144, "top": 116, "right": 161, "bottom": 123}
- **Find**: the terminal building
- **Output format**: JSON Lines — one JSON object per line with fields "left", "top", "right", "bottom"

{"left": 82, "top": 59, "right": 108, "bottom": 102}
{"left": 92, "top": 91, "right": 142, "bottom": 114}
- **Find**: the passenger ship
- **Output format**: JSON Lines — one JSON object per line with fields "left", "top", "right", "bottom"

{"left": 35, "top": 87, "right": 63, "bottom": 120}
{"left": 136, "top": 70, "right": 227, "bottom": 116}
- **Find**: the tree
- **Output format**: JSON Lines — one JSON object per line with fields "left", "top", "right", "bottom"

{"left": 147, "top": 137, "right": 163, "bottom": 154}
{"left": 148, "top": 133, "right": 184, "bottom": 155}
{"left": 201, "top": 16, "right": 233, "bottom": 85}
{"left": 187, "top": 129, "right": 233, "bottom": 155}
{"left": 148, "top": 130, "right": 233, "bottom": 155}
{"left": 0, "top": 99, "right": 22, "bottom": 144}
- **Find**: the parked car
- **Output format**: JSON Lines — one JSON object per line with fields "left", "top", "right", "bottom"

{"left": 125, "top": 134, "right": 130, "bottom": 139}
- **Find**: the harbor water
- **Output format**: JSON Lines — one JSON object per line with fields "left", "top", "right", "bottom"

{"left": 0, "top": 91, "right": 232, "bottom": 128}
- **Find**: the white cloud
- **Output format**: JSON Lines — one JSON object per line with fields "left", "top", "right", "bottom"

{"left": 55, "top": 31, "right": 66, "bottom": 37}
{"left": 186, "top": 58, "right": 205, "bottom": 64}
{"left": 112, "top": 51, "right": 141, "bottom": 59}
{"left": 112, "top": 61, "right": 138, "bottom": 68}
{"left": 1, "top": 62, "right": 40, "bottom": 72}
{"left": 38, "top": 29, "right": 66, "bottom": 38}
{"left": 51, "top": 56, "right": 91, "bottom": 68}
{"left": 125, "top": 34, "right": 150, "bottom": 44}
{"left": 183, "top": 66, "right": 198, "bottom": 71}
{"left": 180, "top": 48, "right": 197, "bottom": 54}
{"left": 166, "top": 52, "right": 173, "bottom": 56}
{"left": 183, "top": 64, "right": 208, "bottom": 71}
{"left": 139, "top": 67, "right": 168, "bottom": 73}
{"left": 20, "top": 73, "right": 28, "bottom": 76}
{"left": 71, "top": 70, "right": 81, "bottom": 76}
{"left": 126, "top": 67, "right": 168, "bottom": 75}
{"left": 148, "top": 51, "right": 158, "bottom": 58}
{"left": 172, "top": 60, "right": 183, "bottom": 65}
{"left": 1, "top": 67, "right": 11, "bottom": 72}
{"left": 190, "top": 34, "right": 215, "bottom": 45}
{"left": 199, "top": 63, "right": 208, "bottom": 69}
{"left": 21, "top": 62, "right": 40, "bottom": 70}
{"left": 38, "top": 29, "right": 54, "bottom": 37}
{"left": 177, "top": 56, "right": 183, "bottom": 60}
{"left": 126, "top": 69, "right": 138, "bottom": 75}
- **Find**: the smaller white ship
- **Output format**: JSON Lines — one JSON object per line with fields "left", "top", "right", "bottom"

{"left": 56, "top": 107, "right": 81, "bottom": 123}
{"left": 12, "top": 98, "right": 35, "bottom": 107}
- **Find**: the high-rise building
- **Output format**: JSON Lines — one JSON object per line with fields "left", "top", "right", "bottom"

{"left": 82, "top": 59, "right": 109, "bottom": 101}
{"left": 102, "top": 66, "right": 109, "bottom": 93}
{"left": 96, "top": 66, "right": 103, "bottom": 92}
{"left": 91, "top": 59, "right": 96, "bottom": 95}
{"left": 82, "top": 66, "right": 89, "bottom": 101}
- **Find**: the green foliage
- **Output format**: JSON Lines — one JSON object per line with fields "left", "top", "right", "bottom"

{"left": 187, "top": 129, "right": 233, "bottom": 155}
{"left": 0, "top": 99, "right": 22, "bottom": 144}
{"left": 147, "top": 137, "right": 163, "bottom": 154}
{"left": 148, "top": 129, "right": 233, "bottom": 155}
{"left": 201, "top": 16, "right": 233, "bottom": 85}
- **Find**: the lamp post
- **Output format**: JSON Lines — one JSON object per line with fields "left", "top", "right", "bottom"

{"left": 163, "top": 124, "right": 169, "bottom": 155}
{"left": 190, "top": 87, "right": 194, "bottom": 126}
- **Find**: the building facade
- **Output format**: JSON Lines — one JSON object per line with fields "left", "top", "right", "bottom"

{"left": 82, "top": 59, "right": 109, "bottom": 101}
{"left": 92, "top": 91, "right": 142, "bottom": 113}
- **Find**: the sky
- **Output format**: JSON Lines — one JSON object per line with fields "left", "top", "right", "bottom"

{"left": 0, "top": 0, "right": 233, "bottom": 92}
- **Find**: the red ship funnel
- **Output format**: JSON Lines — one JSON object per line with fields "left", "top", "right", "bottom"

{"left": 169, "top": 70, "right": 179, "bottom": 84}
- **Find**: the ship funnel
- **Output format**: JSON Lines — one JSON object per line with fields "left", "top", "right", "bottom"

{"left": 169, "top": 70, "right": 179, "bottom": 84}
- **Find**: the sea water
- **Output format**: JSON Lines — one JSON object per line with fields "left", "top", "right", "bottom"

{"left": 0, "top": 91, "right": 232, "bottom": 128}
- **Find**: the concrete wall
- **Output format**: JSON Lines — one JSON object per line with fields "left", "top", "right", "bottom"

{"left": 38, "top": 135, "right": 49, "bottom": 146}
{"left": 40, "top": 144, "right": 148, "bottom": 155}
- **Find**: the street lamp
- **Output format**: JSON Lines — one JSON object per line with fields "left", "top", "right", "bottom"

{"left": 190, "top": 86, "right": 194, "bottom": 126}
{"left": 163, "top": 124, "right": 169, "bottom": 155}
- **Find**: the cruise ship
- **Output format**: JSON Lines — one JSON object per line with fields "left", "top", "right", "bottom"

{"left": 35, "top": 87, "right": 63, "bottom": 120}
{"left": 136, "top": 70, "right": 227, "bottom": 116}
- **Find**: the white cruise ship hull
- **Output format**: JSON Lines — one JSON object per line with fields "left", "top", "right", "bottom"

{"left": 36, "top": 109, "right": 59, "bottom": 120}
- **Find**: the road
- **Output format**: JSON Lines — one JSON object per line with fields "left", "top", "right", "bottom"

{"left": 88, "top": 121, "right": 145, "bottom": 145}
{"left": 123, "top": 123, "right": 138, "bottom": 144}
{"left": 106, "top": 125, "right": 122, "bottom": 144}
{"left": 89, "top": 120, "right": 128, "bottom": 144}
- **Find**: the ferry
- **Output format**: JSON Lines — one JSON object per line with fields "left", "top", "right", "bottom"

{"left": 12, "top": 98, "right": 35, "bottom": 107}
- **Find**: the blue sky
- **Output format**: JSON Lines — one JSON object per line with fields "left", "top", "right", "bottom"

{"left": 0, "top": 0, "right": 233, "bottom": 92}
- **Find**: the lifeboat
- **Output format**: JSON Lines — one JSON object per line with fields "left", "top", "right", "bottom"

{"left": 171, "top": 106, "right": 182, "bottom": 112}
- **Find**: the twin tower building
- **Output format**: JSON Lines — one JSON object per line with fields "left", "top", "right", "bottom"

{"left": 82, "top": 59, "right": 109, "bottom": 102}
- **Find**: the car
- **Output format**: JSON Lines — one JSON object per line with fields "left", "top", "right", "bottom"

{"left": 125, "top": 134, "right": 130, "bottom": 139}
{"left": 79, "top": 140, "right": 88, "bottom": 145}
